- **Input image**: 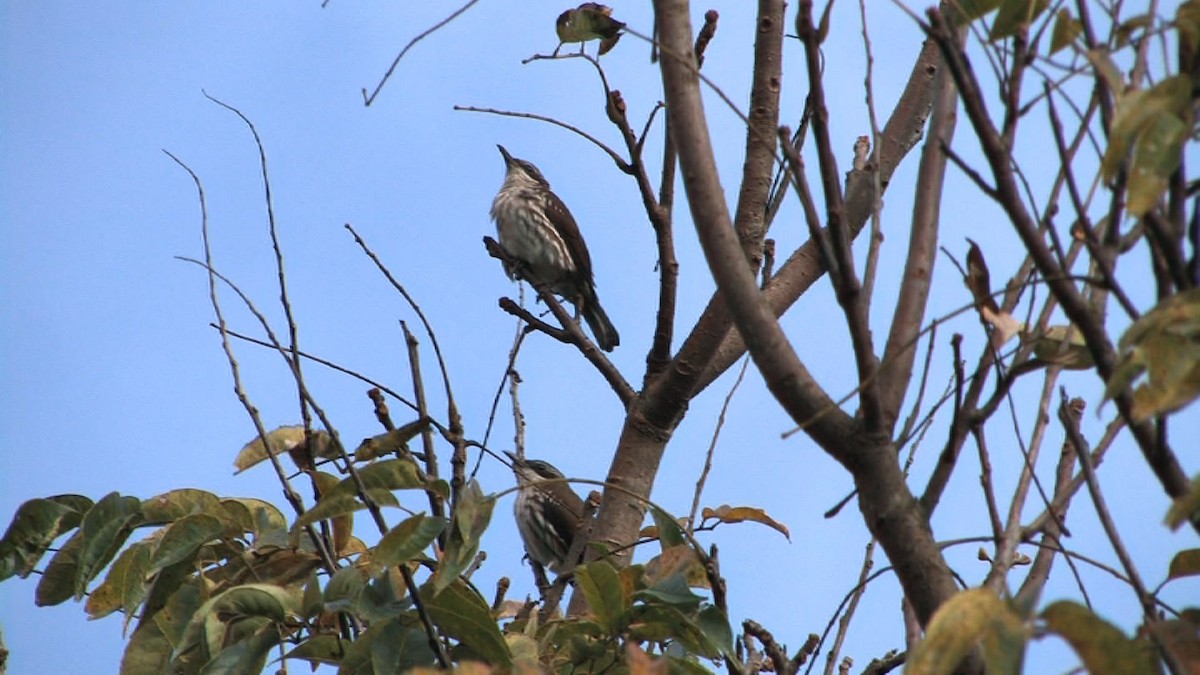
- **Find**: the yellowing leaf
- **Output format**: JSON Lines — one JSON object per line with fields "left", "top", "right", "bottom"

{"left": 1042, "top": 601, "right": 1161, "bottom": 674}
{"left": 1102, "top": 75, "right": 1191, "bottom": 215}
{"left": 1049, "top": 9, "right": 1082, "bottom": 54}
{"left": 701, "top": 504, "right": 791, "bottom": 540}
{"left": 1105, "top": 288, "right": 1200, "bottom": 421}
{"left": 354, "top": 418, "right": 430, "bottom": 461}
{"left": 643, "top": 544, "right": 708, "bottom": 589}
{"left": 906, "top": 588, "right": 1026, "bottom": 675}
{"left": 1166, "top": 472, "right": 1200, "bottom": 531}
{"left": 1032, "top": 325, "right": 1094, "bottom": 370}
{"left": 234, "top": 426, "right": 337, "bottom": 473}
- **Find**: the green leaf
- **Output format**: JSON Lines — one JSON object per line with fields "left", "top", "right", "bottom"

{"left": 301, "top": 570, "right": 323, "bottom": 619}
{"left": 139, "top": 553, "right": 202, "bottom": 630}
{"left": 636, "top": 571, "right": 704, "bottom": 609}
{"left": 358, "top": 568, "right": 413, "bottom": 622}
{"left": 626, "top": 603, "right": 722, "bottom": 659}
{"left": 149, "top": 513, "right": 226, "bottom": 574}
{"left": 280, "top": 635, "right": 344, "bottom": 668}
{"left": 1167, "top": 549, "right": 1200, "bottom": 581}
{"left": 954, "top": 0, "right": 1003, "bottom": 23}
{"left": 990, "top": 0, "right": 1049, "bottom": 41}
{"left": 696, "top": 605, "right": 736, "bottom": 659}
{"left": 323, "top": 566, "right": 368, "bottom": 613}
{"left": 374, "top": 514, "right": 447, "bottom": 568}
{"left": 0, "top": 494, "right": 92, "bottom": 581}
{"left": 175, "top": 584, "right": 298, "bottom": 666}
{"left": 77, "top": 492, "right": 144, "bottom": 591}
{"left": 576, "top": 560, "right": 628, "bottom": 634}
{"left": 35, "top": 531, "right": 84, "bottom": 606}
{"left": 649, "top": 504, "right": 686, "bottom": 549}
{"left": 421, "top": 578, "right": 511, "bottom": 665}
{"left": 906, "top": 588, "right": 1026, "bottom": 675}
{"left": 293, "top": 489, "right": 400, "bottom": 530}
{"left": 199, "top": 622, "right": 279, "bottom": 675}
{"left": 1049, "top": 9, "right": 1081, "bottom": 54}
{"left": 1042, "top": 601, "right": 1162, "bottom": 675}
{"left": 432, "top": 480, "right": 494, "bottom": 595}
{"left": 370, "top": 618, "right": 438, "bottom": 673}
{"left": 36, "top": 492, "right": 142, "bottom": 604}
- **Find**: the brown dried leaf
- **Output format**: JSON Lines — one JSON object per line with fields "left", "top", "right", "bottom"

{"left": 701, "top": 504, "right": 791, "bottom": 541}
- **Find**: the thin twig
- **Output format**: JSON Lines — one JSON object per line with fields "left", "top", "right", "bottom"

{"left": 688, "top": 356, "right": 750, "bottom": 532}
{"left": 362, "top": 0, "right": 483, "bottom": 106}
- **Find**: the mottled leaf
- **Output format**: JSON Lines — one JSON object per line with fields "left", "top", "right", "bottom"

{"left": 0, "top": 495, "right": 92, "bottom": 581}
{"left": 86, "top": 540, "right": 152, "bottom": 620}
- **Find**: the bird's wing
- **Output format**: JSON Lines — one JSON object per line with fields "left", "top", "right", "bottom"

{"left": 543, "top": 189, "right": 595, "bottom": 282}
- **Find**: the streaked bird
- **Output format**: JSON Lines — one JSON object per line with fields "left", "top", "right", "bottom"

{"left": 505, "top": 451, "right": 585, "bottom": 574}
{"left": 490, "top": 145, "right": 620, "bottom": 351}
{"left": 554, "top": 3, "right": 625, "bottom": 56}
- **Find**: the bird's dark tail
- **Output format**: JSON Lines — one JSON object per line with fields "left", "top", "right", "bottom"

{"left": 582, "top": 291, "right": 620, "bottom": 352}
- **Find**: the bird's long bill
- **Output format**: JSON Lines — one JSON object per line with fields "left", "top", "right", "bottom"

{"left": 496, "top": 144, "right": 513, "bottom": 165}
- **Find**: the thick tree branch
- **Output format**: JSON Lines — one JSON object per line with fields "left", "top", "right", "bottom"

{"left": 878, "top": 33, "right": 960, "bottom": 431}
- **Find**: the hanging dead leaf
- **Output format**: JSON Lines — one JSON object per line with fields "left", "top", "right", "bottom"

{"left": 965, "top": 240, "right": 1022, "bottom": 345}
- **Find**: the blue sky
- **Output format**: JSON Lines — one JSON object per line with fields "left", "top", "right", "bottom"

{"left": 2, "top": 2, "right": 1195, "bottom": 673}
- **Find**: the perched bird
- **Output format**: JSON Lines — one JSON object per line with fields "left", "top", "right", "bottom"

{"left": 554, "top": 3, "right": 625, "bottom": 56}
{"left": 505, "top": 451, "right": 585, "bottom": 574}
{"left": 490, "top": 145, "right": 620, "bottom": 351}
